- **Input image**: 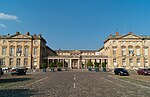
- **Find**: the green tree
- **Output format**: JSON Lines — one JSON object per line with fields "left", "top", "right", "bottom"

{"left": 94, "top": 62, "right": 99, "bottom": 68}
{"left": 87, "top": 61, "right": 93, "bottom": 67}
{"left": 57, "top": 62, "right": 63, "bottom": 67}
{"left": 49, "top": 62, "right": 55, "bottom": 68}
{"left": 41, "top": 63, "right": 47, "bottom": 68}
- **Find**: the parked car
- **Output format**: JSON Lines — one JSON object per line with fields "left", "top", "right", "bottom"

{"left": 137, "top": 68, "right": 150, "bottom": 75}
{"left": 114, "top": 68, "right": 129, "bottom": 76}
{"left": 0, "top": 68, "right": 4, "bottom": 75}
{"left": 11, "top": 68, "right": 27, "bottom": 76}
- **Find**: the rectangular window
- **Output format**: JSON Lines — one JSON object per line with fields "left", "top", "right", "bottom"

{"left": 122, "top": 48, "right": 126, "bottom": 56}
{"left": 113, "top": 48, "right": 116, "bottom": 56}
{"left": 9, "top": 58, "right": 13, "bottom": 66}
{"left": 10, "top": 47, "right": 15, "bottom": 55}
{"left": 129, "top": 58, "right": 133, "bottom": 66}
{"left": 129, "top": 48, "right": 134, "bottom": 56}
{"left": 34, "top": 48, "right": 37, "bottom": 55}
{"left": 113, "top": 59, "right": 117, "bottom": 67}
{"left": 137, "top": 58, "right": 140, "bottom": 66}
{"left": 24, "top": 58, "right": 28, "bottom": 66}
{"left": 122, "top": 59, "right": 126, "bottom": 66}
{"left": 136, "top": 48, "right": 140, "bottom": 56}
{"left": 17, "top": 58, "right": 21, "bottom": 66}
{"left": 34, "top": 58, "right": 37, "bottom": 66}
{"left": 144, "top": 58, "right": 148, "bottom": 67}
{"left": 1, "top": 58, "right": 5, "bottom": 66}
{"left": 17, "top": 47, "right": 22, "bottom": 56}
{"left": 144, "top": 48, "right": 148, "bottom": 56}
{"left": 24, "top": 47, "right": 28, "bottom": 56}
{"left": 2, "top": 47, "right": 6, "bottom": 55}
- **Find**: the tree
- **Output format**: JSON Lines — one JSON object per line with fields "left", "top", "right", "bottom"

{"left": 57, "top": 62, "right": 63, "bottom": 67}
{"left": 102, "top": 62, "right": 107, "bottom": 72}
{"left": 41, "top": 63, "right": 47, "bottom": 68}
{"left": 87, "top": 61, "right": 93, "bottom": 67}
{"left": 49, "top": 62, "right": 55, "bottom": 68}
{"left": 94, "top": 62, "right": 99, "bottom": 68}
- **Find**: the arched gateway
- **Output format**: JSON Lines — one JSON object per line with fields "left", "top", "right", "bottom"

{"left": 43, "top": 50, "right": 108, "bottom": 69}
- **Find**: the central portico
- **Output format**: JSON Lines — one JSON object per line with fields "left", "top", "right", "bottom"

{"left": 44, "top": 50, "right": 108, "bottom": 69}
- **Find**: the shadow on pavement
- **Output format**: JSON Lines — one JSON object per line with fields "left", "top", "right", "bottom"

{"left": 0, "top": 89, "right": 37, "bottom": 97}
{"left": 0, "top": 78, "right": 32, "bottom": 83}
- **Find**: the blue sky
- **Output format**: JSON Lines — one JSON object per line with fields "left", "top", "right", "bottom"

{"left": 0, "top": 0, "right": 150, "bottom": 50}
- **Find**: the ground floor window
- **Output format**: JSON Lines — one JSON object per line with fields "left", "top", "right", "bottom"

{"left": 113, "top": 59, "right": 117, "bottom": 67}
{"left": 17, "top": 58, "right": 21, "bottom": 66}
{"left": 122, "top": 58, "right": 126, "bottom": 67}
{"left": 0, "top": 58, "right": 5, "bottom": 66}
{"left": 9, "top": 58, "right": 13, "bottom": 66}
{"left": 34, "top": 58, "right": 37, "bottom": 66}
{"left": 129, "top": 58, "right": 133, "bottom": 66}
{"left": 24, "top": 58, "right": 28, "bottom": 66}
{"left": 137, "top": 58, "right": 140, "bottom": 66}
{"left": 144, "top": 58, "right": 148, "bottom": 67}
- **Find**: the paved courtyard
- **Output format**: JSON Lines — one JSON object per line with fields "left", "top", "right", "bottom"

{"left": 0, "top": 70, "right": 150, "bottom": 97}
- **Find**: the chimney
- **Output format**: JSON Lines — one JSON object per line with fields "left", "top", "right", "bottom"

{"left": 26, "top": 32, "right": 30, "bottom": 35}
{"left": 128, "top": 31, "right": 132, "bottom": 34}
{"left": 16, "top": 31, "right": 20, "bottom": 35}
{"left": 33, "top": 34, "right": 36, "bottom": 37}
{"left": 38, "top": 34, "right": 41, "bottom": 37}
{"left": 116, "top": 32, "right": 119, "bottom": 36}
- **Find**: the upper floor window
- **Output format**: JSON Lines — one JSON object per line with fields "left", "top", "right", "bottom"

{"left": 2, "top": 40, "right": 6, "bottom": 44}
{"left": 122, "top": 48, "right": 126, "bottom": 56}
{"left": 129, "top": 48, "right": 134, "bottom": 56}
{"left": 10, "top": 47, "right": 15, "bottom": 55}
{"left": 2, "top": 47, "right": 6, "bottom": 55}
{"left": 113, "top": 48, "right": 116, "bottom": 55}
{"left": 113, "top": 40, "right": 116, "bottom": 44}
{"left": 24, "top": 47, "right": 29, "bottom": 56}
{"left": 34, "top": 41, "right": 38, "bottom": 44}
{"left": 136, "top": 48, "right": 140, "bottom": 56}
{"left": 144, "top": 48, "right": 148, "bottom": 56}
{"left": 122, "top": 41, "right": 125, "bottom": 45}
{"left": 34, "top": 48, "right": 37, "bottom": 55}
{"left": 17, "top": 46, "right": 22, "bottom": 56}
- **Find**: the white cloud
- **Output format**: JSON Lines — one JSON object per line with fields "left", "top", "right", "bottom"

{"left": 0, "top": 12, "right": 20, "bottom": 22}
{"left": 0, "top": 23, "right": 7, "bottom": 28}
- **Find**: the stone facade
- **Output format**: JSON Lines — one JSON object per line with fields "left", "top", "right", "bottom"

{"left": 0, "top": 32, "right": 55, "bottom": 69}
{"left": 100, "top": 32, "right": 150, "bottom": 70}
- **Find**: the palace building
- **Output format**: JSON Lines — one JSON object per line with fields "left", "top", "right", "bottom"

{"left": 0, "top": 31, "right": 150, "bottom": 70}
{"left": 100, "top": 32, "right": 150, "bottom": 70}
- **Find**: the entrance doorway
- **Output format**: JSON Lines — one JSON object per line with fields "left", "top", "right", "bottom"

{"left": 71, "top": 59, "right": 78, "bottom": 69}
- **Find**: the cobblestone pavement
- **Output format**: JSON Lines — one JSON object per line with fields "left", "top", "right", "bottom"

{"left": 0, "top": 70, "right": 150, "bottom": 97}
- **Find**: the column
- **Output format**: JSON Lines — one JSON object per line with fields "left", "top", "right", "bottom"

{"left": 69, "top": 59, "right": 72, "bottom": 69}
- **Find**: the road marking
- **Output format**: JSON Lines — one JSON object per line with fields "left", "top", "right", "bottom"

{"left": 101, "top": 77, "right": 125, "bottom": 88}
{"left": 25, "top": 77, "right": 48, "bottom": 87}
{"left": 74, "top": 75, "right": 76, "bottom": 80}
{"left": 73, "top": 75, "right": 76, "bottom": 89}
{"left": 73, "top": 82, "right": 76, "bottom": 88}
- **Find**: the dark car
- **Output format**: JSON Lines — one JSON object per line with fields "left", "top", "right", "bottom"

{"left": 11, "top": 68, "right": 27, "bottom": 76}
{"left": 114, "top": 68, "right": 129, "bottom": 76}
{"left": 137, "top": 68, "right": 150, "bottom": 75}
{"left": 0, "top": 68, "right": 4, "bottom": 75}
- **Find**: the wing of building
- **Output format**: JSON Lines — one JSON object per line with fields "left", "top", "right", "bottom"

{"left": 100, "top": 32, "right": 150, "bottom": 70}
{"left": 0, "top": 32, "right": 56, "bottom": 69}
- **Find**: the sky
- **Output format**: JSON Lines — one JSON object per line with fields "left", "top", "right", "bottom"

{"left": 0, "top": 0, "right": 150, "bottom": 50}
